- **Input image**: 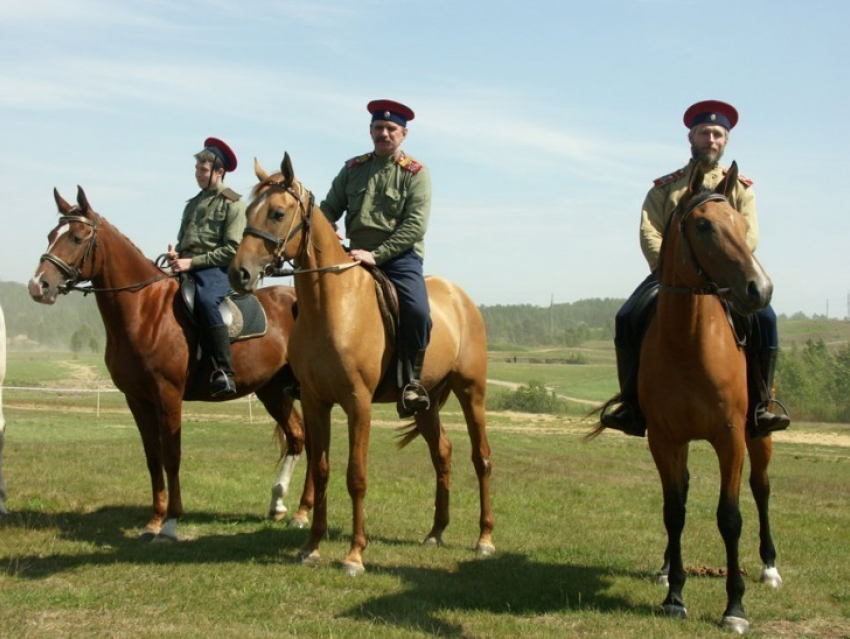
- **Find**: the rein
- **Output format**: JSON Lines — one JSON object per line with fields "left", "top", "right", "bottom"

{"left": 659, "top": 191, "right": 747, "bottom": 348}
{"left": 42, "top": 211, "right": 176, "bottom": 296}
{"left": 243, "top": 180, "right": 358, "bottom": 277}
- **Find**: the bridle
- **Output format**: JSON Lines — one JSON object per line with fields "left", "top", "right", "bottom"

{"left": 661, "top": 191, "right": 747, "bottom": 348}
{"left": 663, "top": 191, "right": 732, "bottom": 296}
{"left": 242, "top": 179, "right": 358, "bottom": 277}
{"left": 40, "top": 211, "right": 99, "bottom": 293}
{"left": 40, "top": 209, "right": 174, "bottom": 295}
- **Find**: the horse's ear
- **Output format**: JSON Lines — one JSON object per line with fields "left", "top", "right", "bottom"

{"left": 687, "top": 164, "right": 705, "bottom": 195}
{"left": 76, "top": 186, "right": 91, "bottom": 214}
{"left": 54, "top": 188, "right": 72, "bottom": 214}
{"left": 254, "top": 157, "right": 269, "bottom": 183}
{"left": 281, "top": 152, "right": 295, "bottom": 189}
{"left": 717, "top": 161, "right": 739, "bottom": 198}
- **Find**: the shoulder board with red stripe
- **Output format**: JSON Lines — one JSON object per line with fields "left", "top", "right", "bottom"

{"left": 397, "top": 154, "right": 423, "bottom": 174}
{"left": 220, "top": 187, "right": 241, "bottom": 202}
{"left": 736, "top": 173, "right": 753, "bottom": 186}
{"left": 653, "top": 169, "right": 686, "bottom": 188}
{"left": 345, "top": 153, "right": 373, "bottom": 169}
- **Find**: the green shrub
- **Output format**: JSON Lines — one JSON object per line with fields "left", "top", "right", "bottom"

{"left": 489, "top": 380, "right": 567, "bottom": 414}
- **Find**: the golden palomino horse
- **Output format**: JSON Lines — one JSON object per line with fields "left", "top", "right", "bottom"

{"left": 229, "top": 153, "right": 494, "bottom": 575}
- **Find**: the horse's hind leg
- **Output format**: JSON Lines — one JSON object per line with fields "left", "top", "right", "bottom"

{"left": 747, "top": 434, "right": 782, "bottom": 588}
{"left": 414, "top": 397, "right": 453, "bottom": 548}
{"left": 256, "top": 387, "right": 312, "bottom": 528}
{"left": 453, "top": 377, "right": 495, "bottom": 555}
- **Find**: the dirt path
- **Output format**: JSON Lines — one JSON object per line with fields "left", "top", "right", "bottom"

{"left": 488, "top": 379, "right": 602, "bottom": 407}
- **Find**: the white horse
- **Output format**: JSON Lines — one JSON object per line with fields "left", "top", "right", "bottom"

{"left": 0, "top": 303, "right": 7, "bottom": 516}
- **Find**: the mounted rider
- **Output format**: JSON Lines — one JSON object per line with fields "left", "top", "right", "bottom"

{"left": 168, "top": 137, "right": 246, "bottom": 397}
{"left": 319, "top": 99, "right": 433, "bottom": 416}
{"left": 602, "top": 100, "right": 791, "bottom": 439}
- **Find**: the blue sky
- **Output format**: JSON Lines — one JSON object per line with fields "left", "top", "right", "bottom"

{"left": 1, "top": 0, "right": 848, "bottom": 318}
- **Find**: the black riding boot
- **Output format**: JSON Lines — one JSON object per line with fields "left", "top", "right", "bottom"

{"left": 398, "top": 349, "right": 430, "bottom": 418}
{"left": 601, "top": 347, "right": 646, "bottom": 437}
{"left": 206, "top": 324, "right": 237, "bottom": 397}
{"left": 748, "top": 346, "right": 790, "bottom": 439}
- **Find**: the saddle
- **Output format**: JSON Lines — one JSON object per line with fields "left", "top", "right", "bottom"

{"left": 179, "top": 275, "right": 267, "bottom": 342}
{"left": 357, "top": 263, "right": 416, "bottom": 399}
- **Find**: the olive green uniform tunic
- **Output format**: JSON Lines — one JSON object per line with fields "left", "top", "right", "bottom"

{"left": 640, "top": 160, "right": 758, "bottom": 271}
{"left": 176, "top": 183, "right": 246, "bottom": 269}
{"left": 319, "top": 150, "right": 432, "bottom": 265}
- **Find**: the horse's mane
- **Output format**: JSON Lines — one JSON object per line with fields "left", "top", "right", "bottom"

{"left": 57, "top": 210, "right": 161, "bottom": 269}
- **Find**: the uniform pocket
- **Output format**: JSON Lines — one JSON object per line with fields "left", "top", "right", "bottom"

{"left": 383, "top": 187, "right": 405, "bottom": 219}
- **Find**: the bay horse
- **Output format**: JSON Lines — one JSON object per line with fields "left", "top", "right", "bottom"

{"left": 229, "top": 154, "right": 494, "bottom": 576}
{"left": 595, "top": 162, "right": 781, "bottom": 633}
{"left": 28, "top": 186, "right": 313, "bottom": 541}
{"left": 0, "top": 302, "right": 7, "bottom": 517}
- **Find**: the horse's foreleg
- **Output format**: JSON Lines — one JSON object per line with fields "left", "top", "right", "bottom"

{"left": 455, "top": 381, "right": 495, "bottom": 555}
{"left": 415, "top": 407, "right": 452, "bottom": 548}
{"left": 126, "top": 396, "right": 168, "bottom": 539}
{"left": 0, "top": 414, "right": 7, "bottom": 517}
{"left": 747, "top": 434, "right": 782, "bottom": 588}
{"left": 650, "top": 441, "right": 689, "bottom": 619}
{"left": 157, "top": 413, "right": 183, "bottom": 542}
{"left": 341, "top": 401, "right": 372, "bottom": 576}
{"left": 656, "top": 468, "right": 689, "bottom": 587}
{"left": 715, "top": 438, "right": 748, "bottom": 633}
{"left": 298, "top": 398, "right": 332, "bottom": 568}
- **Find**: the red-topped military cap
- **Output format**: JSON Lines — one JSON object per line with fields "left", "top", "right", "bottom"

{"left": 683, "top": 100, "right": 739, "bottom": 131}
{"left": 367, "top": 99, "right": 415, "bottom": 127}
{"left": 202, "top": 137, "right": 238, "bottom": 172}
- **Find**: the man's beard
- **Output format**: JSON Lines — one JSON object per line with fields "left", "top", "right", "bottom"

{"left": 691, "top": 145, "right": 724, "bottom": 168}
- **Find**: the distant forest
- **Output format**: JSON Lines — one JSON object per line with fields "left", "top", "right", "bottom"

{"left": 0, "top": 280, "right": 838, "bottom": 352}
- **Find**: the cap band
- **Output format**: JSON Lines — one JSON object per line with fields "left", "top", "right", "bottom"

{"left": 371, "top": 110, "right": 408, "bottom": 127}
{"left": 690, "top": 112, "right": 732, "bottom": 130}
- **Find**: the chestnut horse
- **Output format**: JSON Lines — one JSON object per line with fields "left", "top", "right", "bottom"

{"left": 229, "top": 154, "right": 494, "bottom": 576}
{"left": 29, "top": 187, "right": 312, "bottom": 541}
{"left": 0, "top": 303, "right": 7, "bottom": 517}
{"left": 595, "top": 162, "right": 781, "bottom": 633}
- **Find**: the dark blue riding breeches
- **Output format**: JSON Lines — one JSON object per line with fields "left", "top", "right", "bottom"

{"left": 379, "top": 249, "right": 432, "bottom": 366}
{"left": 191, "top": 266, "right": 230, "bottom": 328}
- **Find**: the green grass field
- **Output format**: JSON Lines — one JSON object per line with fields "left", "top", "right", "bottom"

{"left": 1, "top": 352, "right": 849, "bottom": 636}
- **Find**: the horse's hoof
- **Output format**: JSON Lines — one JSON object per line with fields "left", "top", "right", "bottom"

{"left": 760, "top": 566, "right": 783, "bottom": 589}
{"left": 152, "top": 532, "right": 177, "bottom": 544}
{"left": 297, "top": 549, "right": 320, "bottom": 567}
{"left": 475, "top": 541, "right": 496, "bottom": 557}
{"left": 422, "top": 535, "right": 442, "bottom": 548}
{"left": 661, "top": 603, "right": 688, "bottom": 619}
{"left": 656, "top": 573, "right": 670, "bottom": 587}
{"left": 288, "top": 516, "right": 309, "bottom": 530}
{"left": 720, "top": 615, "right": 749, "bottom": 634}
{"left": 139, "top": 525, "right": 161, "bottom": 541}
{"left": 268, "top": 509, "right": 288, "bottom": 523}
{"left": 341, "top": 560, "right": 365, "bottom": 577}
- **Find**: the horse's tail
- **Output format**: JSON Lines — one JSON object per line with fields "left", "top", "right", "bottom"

{"left": 584, "top": 394, "right": 620, "bottom": 441}
{"left": 395, "top": 421, "right": 420, "bottom": 449}
{"left": 273, "top": 420, "right": 288, "bottom": 462}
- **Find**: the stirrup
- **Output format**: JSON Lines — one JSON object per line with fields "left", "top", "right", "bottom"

{"left": 600, "top": 401, "right": 646, "bottom": 437}
{"left": 749, "top": 398, "right": 790, "bottom": 439}
{"left": 398, "top": 381, "right": 430, "bottom": 417}
{"left": 210, "top": 370, "right": 236, "bottom": 397}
